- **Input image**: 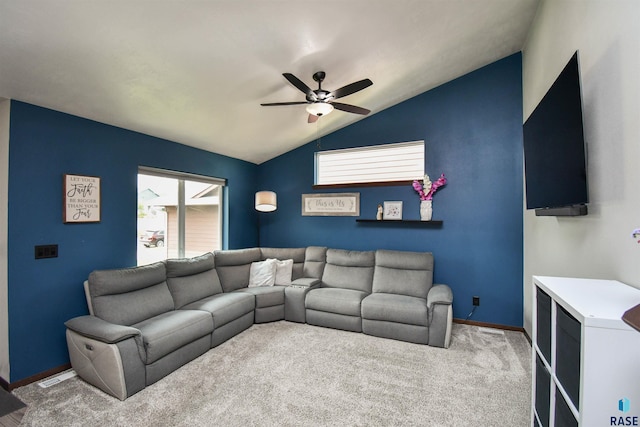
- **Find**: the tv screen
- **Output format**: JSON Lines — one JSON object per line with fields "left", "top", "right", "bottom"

{"left": 523, "top": 52, "right": 588, "bottom": 213}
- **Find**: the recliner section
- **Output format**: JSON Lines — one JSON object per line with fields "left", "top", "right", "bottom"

{"left": 306, "top": 249, "right": 375, "bottom": 333}
{"left": 361, "top": 249, "right": 437, "bottom": 345}
{"left": 65, "top": 246, "right": 453, "bottom": 400}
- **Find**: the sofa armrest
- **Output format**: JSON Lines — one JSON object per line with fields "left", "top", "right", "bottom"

{"left": 285, "top": 278, "right": 321, "bottom": 323}
{"left": 426, "top": 284, "right": 453, "bottom": 308}
{"left": 290, "top": 277, "right": 321, "bottom": 288}
{"left": 426, "top": 284, "right": 453, "bottom": 349}
{"left": 65, "top": 316, "right": 141, "bottom": 344}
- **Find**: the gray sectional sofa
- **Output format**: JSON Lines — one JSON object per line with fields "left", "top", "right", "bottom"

{"left": 65, "top": 247, "right": 453, "bottom": 400}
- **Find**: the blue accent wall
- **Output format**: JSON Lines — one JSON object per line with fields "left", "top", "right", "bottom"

{"left": 258, "top": 54, "right": 524, "bottom": 327}
{"left": 7, "top": 101, "right": 258, "bottom": 382}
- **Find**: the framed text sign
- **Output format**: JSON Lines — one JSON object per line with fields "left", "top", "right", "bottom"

{"left": 302, "top": 193, "right": 360, "bottom": 216}
{"left": 63, "top": 174, "right": 101, "bottom": 223}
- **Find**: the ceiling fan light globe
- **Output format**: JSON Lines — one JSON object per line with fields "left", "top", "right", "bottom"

{"left": 306, "top": 102, "right": 334, "bottom": 117}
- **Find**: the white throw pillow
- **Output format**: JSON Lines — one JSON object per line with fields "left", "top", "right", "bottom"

{"left": 270, "top": 258, "right": 294, "bottom": 286}
{"left": 249, "top": 259, "right": 277, "bottom": 287}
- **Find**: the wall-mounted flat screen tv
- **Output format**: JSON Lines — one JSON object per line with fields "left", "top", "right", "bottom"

{"left": 523, "top": 51, "right": 588, "bottom": 216}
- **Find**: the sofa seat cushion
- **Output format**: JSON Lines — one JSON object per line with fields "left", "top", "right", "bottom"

{"left": 235, "top": 286, "right": 285, "bottom": 308}
{"left": 182, "top": 292, "right": 255, "bottom": 329}
{"left": 133, "top": 310, "right": 213, "bottom": 364}
{"left": 361, "top": 293, "right": 428, "bottom": 327}
{"left": 305, "top": 288, "right": 368, "bottom": 317}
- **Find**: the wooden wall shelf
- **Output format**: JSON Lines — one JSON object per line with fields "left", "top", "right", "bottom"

{"left": 356, "top": 219, "right": 443, "bottom": 226}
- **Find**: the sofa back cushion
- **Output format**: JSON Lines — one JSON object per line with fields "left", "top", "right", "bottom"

{"left": 88, "top": 262, "right": 174, "bottom": 326}
{"left": 260, "top": 247, "right": 306, "bottom": 280}
{"left": 166, "top": 252, "right": 223, "bottom": 309}
{"left": 321, "top": 249, "right": 375, "bottom": 293}
{"left": 303, "top": 246, "right": 327, "bottom": 279}
{"left": 372, "top": 250, "right": 434, "bottom": 298}
{"left": 214, "top": 248, "right": 262, "bottom": 292}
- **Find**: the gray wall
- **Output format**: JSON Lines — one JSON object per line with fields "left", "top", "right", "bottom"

{"left": 522, "top": 0, "right": 640, "bottom": 334}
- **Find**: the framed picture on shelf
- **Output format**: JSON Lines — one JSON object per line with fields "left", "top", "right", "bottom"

{"left": 383, "top": 201, "right": 403, "bottom": 220}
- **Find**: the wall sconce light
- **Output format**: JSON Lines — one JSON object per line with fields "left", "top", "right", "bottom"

{"left": 255, "top": 191, "right": 277, "bottom": 212}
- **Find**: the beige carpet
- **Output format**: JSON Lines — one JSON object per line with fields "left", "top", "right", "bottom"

{"left": 14, "top": 322, "right": 531, "bottom": 426}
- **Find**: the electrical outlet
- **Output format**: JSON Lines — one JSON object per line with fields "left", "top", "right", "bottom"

{"left": 472, "top": 296, "right": 480, "bottom": 306}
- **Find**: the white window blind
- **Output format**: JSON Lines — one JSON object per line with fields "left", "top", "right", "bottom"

{"left": 315, "top": 141, "right": 425, "bottom": 185}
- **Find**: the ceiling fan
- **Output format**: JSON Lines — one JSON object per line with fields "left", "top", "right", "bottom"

{"left": 260, "top": 71, "right": 373, "bottom": 123}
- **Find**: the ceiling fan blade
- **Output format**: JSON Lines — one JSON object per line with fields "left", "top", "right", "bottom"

{"left": 330, "top": 79, "right": 373, "bottom": 100}
{"left": 260, "top": 101, "right": 309, "bottom": 106}
{"left": 331, "top": 102, "right": 371, "bottom": 115}
{"left": 283, "top": 73, "right": 316, "bottom": 100}
{"left": 308, "top": 114, "right": 319, "bottom": 124}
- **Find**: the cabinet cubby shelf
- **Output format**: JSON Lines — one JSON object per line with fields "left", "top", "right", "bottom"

{"left": 356, "top": 219, "right": 443, "bottom": 225}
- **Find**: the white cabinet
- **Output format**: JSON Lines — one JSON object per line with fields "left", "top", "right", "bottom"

{"left": 532, "top": 276, "right": 640, "bottom": 427}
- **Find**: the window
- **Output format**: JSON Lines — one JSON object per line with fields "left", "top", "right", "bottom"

{"left": 315, "top": 140, "right": 425, "bottom": 186}
{"left": 137, "top": 167, "right": 225, "bottom": 266}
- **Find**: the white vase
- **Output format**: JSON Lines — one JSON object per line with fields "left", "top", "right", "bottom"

{"left": 420, "top": 200, "right": 432, "bottom": 221}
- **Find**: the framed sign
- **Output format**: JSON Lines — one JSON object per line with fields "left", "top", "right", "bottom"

{"left": 64, "top": 174, "right": 101, "bottom": 223}
{"left": 302, "top": 193, "right": 360, "bottom": 216}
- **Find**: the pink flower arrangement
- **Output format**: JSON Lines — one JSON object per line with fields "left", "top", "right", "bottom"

{"left": 412, "top": 173, "right": 447, "bottom": 201}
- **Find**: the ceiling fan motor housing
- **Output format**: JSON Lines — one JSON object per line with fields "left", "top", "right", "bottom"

{"left": 307, "top": 90, "right": 332, "bottom": 103}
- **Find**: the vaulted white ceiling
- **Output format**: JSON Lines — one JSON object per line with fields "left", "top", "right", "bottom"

{"left": 0, "top": 0, "right": 539, "bottom": 164}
